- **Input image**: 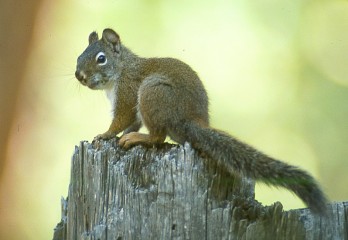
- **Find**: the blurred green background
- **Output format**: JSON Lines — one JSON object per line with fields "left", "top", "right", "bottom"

{"left": 1, "top": 0, "right": 348, "bottom": 239}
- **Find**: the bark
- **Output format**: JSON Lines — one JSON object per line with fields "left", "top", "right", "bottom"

{"left": 53, "top": 139, "right": 348, "bottom": 240}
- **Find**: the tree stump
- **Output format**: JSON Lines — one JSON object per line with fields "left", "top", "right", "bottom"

{"left": 53, "top": 139, "right": 348, "bottom": 240}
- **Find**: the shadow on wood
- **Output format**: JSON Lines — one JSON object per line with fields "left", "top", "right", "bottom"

{"left": 53, "top": 139, "right": 348, "bottom": 240}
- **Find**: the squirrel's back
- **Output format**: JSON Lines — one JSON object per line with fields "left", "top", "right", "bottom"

{"left": 138, "top": 57, "right": 210, "bottom": 137}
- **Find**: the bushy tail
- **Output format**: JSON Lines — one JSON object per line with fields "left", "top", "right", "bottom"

{"left": 179, "top": 121, "right": 328, "bottom": 215}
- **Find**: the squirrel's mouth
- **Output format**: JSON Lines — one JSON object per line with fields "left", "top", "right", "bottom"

{"left": 86, "top": 81, "right": 100, "bottom": 90}
{"left": 87, "top": 80, "right": 110, "bottom": 90}
{"left": 86, "top": 76, "right": 112, "bottom": 89}
{"left": 76, "top": 70, "right": 102, "bottom": 89}
{"left": 77, "top": 79, "right": 96, "bottom": 89}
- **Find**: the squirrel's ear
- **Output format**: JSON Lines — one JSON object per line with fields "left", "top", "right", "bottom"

{"left": 102, "top": 28, "right": 121, "bottom": 53}
{"left": 89, "top": 31, "right": 99, "bottom": 45}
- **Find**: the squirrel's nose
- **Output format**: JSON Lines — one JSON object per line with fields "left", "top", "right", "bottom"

{"left": 75, "top": 70, "right": 87, "bottom": 81}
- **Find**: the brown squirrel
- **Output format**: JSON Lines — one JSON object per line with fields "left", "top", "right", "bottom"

{"left": 75, "top": 28, "right": 328, "bottom": 215}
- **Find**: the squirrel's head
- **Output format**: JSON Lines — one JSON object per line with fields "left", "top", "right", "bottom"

{"left": 75, "top": 28, "right": 122, "bottom": 90}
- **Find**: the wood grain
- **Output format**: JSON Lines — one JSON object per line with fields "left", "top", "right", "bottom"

{"left": 53, "top": 139, "right": 348, "bottom": 240}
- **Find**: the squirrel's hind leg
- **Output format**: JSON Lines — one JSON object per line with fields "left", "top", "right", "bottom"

{"left": 119, "top": 132, "right": 166, "bottom": 149}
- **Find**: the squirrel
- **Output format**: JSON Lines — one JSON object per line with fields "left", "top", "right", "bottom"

{"left": 75, "top": 28, "right": 328, "bottom": 215}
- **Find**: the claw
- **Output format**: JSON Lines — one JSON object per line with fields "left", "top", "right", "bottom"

{"left": 93, "top": 132, "right": 115, "bottom": 141}
{"left": 118, "top": 134, "right": 131, "bottom": 149}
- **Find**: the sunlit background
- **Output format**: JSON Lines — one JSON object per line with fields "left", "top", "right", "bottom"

{"left": 1, "top": 0, "right": 348, "bottom": 239}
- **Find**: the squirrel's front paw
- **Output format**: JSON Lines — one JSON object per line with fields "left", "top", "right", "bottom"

{"left": 93, "top": 132, "right": 115, "bottom": 141}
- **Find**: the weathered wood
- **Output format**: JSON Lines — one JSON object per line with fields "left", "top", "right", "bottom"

{"left": 53, "top": 140, "right": 348, "bottom": 240}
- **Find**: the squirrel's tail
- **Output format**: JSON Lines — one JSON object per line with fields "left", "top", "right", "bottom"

{"left": 178, "top": 121, "right": 328, "bottom": 215}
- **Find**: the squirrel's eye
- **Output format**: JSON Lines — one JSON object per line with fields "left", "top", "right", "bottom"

{"left": 95, "top": 52, "right": 107, "bottom": 65}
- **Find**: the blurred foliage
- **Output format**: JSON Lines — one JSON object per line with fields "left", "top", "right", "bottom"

{"left": 2, "top": 0, "right": 348, "bottom": 239}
